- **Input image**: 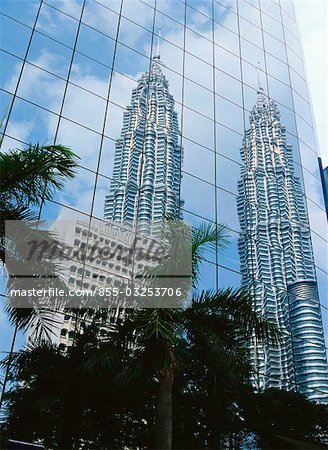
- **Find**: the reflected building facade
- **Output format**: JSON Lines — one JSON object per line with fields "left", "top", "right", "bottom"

{"left": 1, "top": 0, "right": 328, "bottom": 403}
{"left": 237, "top": 88, "right": 328, "bottom": 402}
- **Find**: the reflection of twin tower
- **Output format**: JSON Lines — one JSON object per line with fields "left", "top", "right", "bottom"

{"left": 104, "top": 53, "right": 183, "bottom": 228}
{"left": 103, "top": 51, "right": 328, "bottom": 401}
{"left": 237, "top": 87, "right": 328, "bottom": 402}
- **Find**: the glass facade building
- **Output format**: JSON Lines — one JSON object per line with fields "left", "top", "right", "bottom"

{"left": 1, "top": 0, "right": 328, "bottom": 402}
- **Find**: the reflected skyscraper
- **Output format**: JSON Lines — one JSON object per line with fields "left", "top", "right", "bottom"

{"left": 104, "top": 51, "right": 183, "bottom": 229}
{"left": 237, "top": 88, "right": 328, "bottom": 402}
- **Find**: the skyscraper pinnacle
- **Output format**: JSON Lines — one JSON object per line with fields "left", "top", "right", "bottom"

{"left": 153, "top": 28, "right": 161, "bottom": 60}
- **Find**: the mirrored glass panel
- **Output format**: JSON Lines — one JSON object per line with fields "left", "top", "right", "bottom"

{"left": 217, "top": 187, "right": 240, "bottom": 232}
{"left": 83, "top": 0, "right": 119, "bottom": 39}
{"left": 307, "top": 199, "right": 328, "bottom": 241}
{"left": 186, "top": 4, "right": 212, "bottom": 38}
{"left": 184, "top": 79, "right": 213, "bottom": 119}
{"left": 181, "top": 173, "right": 216, "bottom": 222}
{"left": 266, "top": 53, "right": 289, "bottom": 84}
{"left": 5, "top": 97, "right": 58, "bottom": 145}
{"left": 51, "top": 165, "right": 97, "bottom": 216}
{"left": 238, "top": 0, "right": 261, "bottom": 28}
{"left": 56, "top": 117, "right": 102, "bottom": 171}
{"left": 36, "top": 3, "right": 79, "bottom": 47}
{"left": 216, "top": 95, "right": 244, "bottom": 134}
{"left": 293, "top": 90, "right": 312, "bottom": 125}
{"left": 185, "top": 28, "right": 212, "bottom": 65}
{"left": 239, "top": 17, "right": 263, "bottom": 46}
{"left": 17, "top": 63, "right": 66, "bottom": 113}
{"left": 261, "top": 10, "right": 284, "bottom": 42}
{"left": 216, "top": 154, "right": 241, "bottom": 194}
{"left": 295, "top": 114, "right": 316, "bottom": 150}
{"left": 216, "top": 123, "right": 244, "bottom": 164}
{"left": 0, "top": 14, "right": 32, "bottom": 58}
{"left": 0, "top": 0, "right": 40, "bottom": 26}
{"left": 0, "top": 51, "right": 23, "bottom": 94}
{"left": 260, "top": 0, "right": 281, "bottom": 21}
{"left": 263, "top": 31, "right": 287, "bottom": 61}
{"left": 214, "top": 44, "right": 241, "bottom": 80}
{"left": 62, "top": 83, "right": 106, "bottom": 132}
{"left": 77, "top": 23, "right": 115, "bottom": 67}
{"left": 183, "top": 140, "right": 215, "bottom": 185}
{"left": 214, "top": 2, "right": 238, "bottom": 34}
{"left": 311, "top": 232, "right": 328, "bottom": 273}
{"left": 28, "top": 32, "right": 73, "bottom": 79}
{"left": 185, "top": 52, "right": 212, "bottom": 90}
{"left": 215, "top": 69, "right": 243, "bottom": 106}
{"left": 183, "top": 107, "right": 214, "bottom": 150}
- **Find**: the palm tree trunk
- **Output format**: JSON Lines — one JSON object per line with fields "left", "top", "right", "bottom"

{"left": 0, "top": 323, "right": 18, "bottom": 412}
{"left": 154, "top": 368, "right": 173, "bottom": 450}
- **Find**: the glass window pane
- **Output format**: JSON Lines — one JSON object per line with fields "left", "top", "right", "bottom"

{"left": 185, "top": 52, "right": 212, "bottom": 89}
{"left": 241, "top": 38, "right": 265, "bottom": 68}
{"left": 183, "top": 107, "right": 214, "bottom": 149}
{"left": 0, "top": 51, "right": 23, "bottom": 94}
{"left": 62, "top": 83, "right": 106, "bottom": 132}
{"left": 119, "top": 17, "right": 152, "bottom": 59}
{"left": 37, "top": 3, "right": 79, "bottom": 47}
{"left": 77, "top": 23, "right": 115, "bottom": 67}
{"left": 239, "top": 17, "right": 263, "bottom": 46}
{"left": 181, "top": 173, "right": 215, "bottom": 222}
{"left": 264, "top": 31, "right": 287, "bottom": 61}
{"left": 17, "top": 63, "right": 66, "bottom": 113}
{"left": 6, "top": 97, "right": 57, "bottom": 144}
{"left": 218, "top": 229, "right": 241, "bottom": 273}
{"left": 83, "top": 0, "right": 119, "bottom": 39}
{"left": 307, "top": 200, "right": 328, "bottom": 241}
{"left": 185, "top": 28, "right": 212, "bottom": 65}
{"left": 186, "top": 3, "right": 212, "bottom": 37}
{"left": 215, "top": 69, "right": 243, "bottom": 106}
{"left": 184, "top": 79, "right": 213, "bottom": 119}
{"left": 238, "top": 0, "right": 261, "bottom": 28}
{"left": 217, "top": 187, "right": 240, "bottom": 232}
{"left": 56, "top": 117, "right": 101, "bottom": 171}
{"left": 216, "top": 123, "right": 244, "bottom": 164}
{"left": 0, "top": 14, "right": 31, "bottom": 58}
{"left": 183, "top": 141, "right": 215, "bottom": 185}
{"left": 0, "top": 0, "right": 40, "bottom": 26}
{"left": 261, "top": 11, "right": 284, "bottom": 41}
{"left": 214, "top": 22, "right": 239, "bottom": 56}
{"left": 293, "top": 91, "right": 312, "bottom": 125}
{"left": 28, "top": 32, "right": 73, "bottom": 79}
{"left": 216, "top": 154, "right": 241, "bottom": 194}
{"left": 303, "top": 170, "right": 326, "bottom": 211}
{"left": 51, "top": 165, "right": 97, "bottom": 216}
{"left": 260, "top": 0, "right": 281, "bottom": 21}
{"left": 266, "top": 53, "right": 289, "bottom": 84}
{"left": 268, "top": 76, "right": 294, "bottom": 110}
{"left": 70, "top": 52, "right": 111, "bottom": 98}
{"left": 285, "top": 28, "right": 302, "bottom": 58}
{"left": 214, "top": 3, "right": 238, "bottom": 34}
{"left": 109, "top": 71, "right": 138, "bottom": 110}
{"left": 122, "top": 0, "right": 154, "bottom": 29}
{"left": 295, "top": 115, "right": 316, "bottom": 150}
{"left": 214, "top": 44, "right": 241, "bottom": 80}
{"left": 299, "top": 142, "right": 321, "bottom": 179}
{"left": 216, "top": 96, "right": 244, "bottom": 133}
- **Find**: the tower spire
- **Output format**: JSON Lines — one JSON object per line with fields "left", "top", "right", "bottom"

{"left": 154, "top": 28, "right": 161, "bottom": 60}
{"left": 256, "top": 61, "right": 263, "bottom": 91}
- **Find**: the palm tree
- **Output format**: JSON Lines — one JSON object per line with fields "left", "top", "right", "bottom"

{"left": 87, "top": 222, "right": 280, "bottom": 449}
{"left": 0, "top": 143, "right": 78, "bottom": 411}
